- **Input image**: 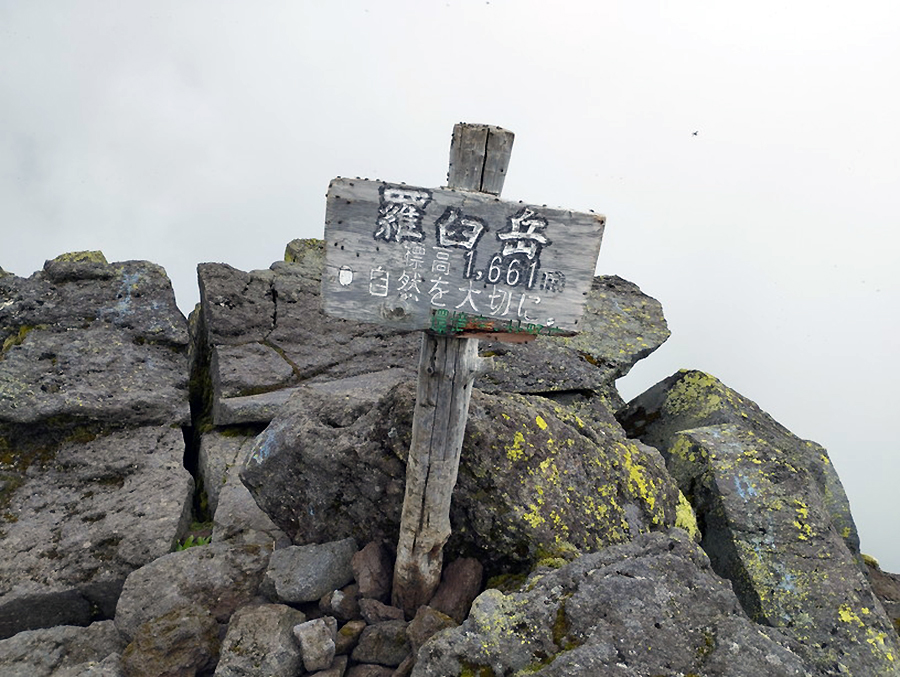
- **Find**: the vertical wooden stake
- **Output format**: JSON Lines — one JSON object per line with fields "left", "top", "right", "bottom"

{"left": 392, "top": 124, "right": 514, "bottom": 615}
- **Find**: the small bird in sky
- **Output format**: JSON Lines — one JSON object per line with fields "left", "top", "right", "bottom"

{"left": 692, "top": 131, "right": 699, "bottom": 136}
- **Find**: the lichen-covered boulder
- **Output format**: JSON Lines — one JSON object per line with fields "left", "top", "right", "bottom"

{"left": 121, "top": 606, "right": 219, "bottom": 677}
{"left": 412, "top": 530, "right": 810, "bottom": 677}
{"left": 667, "top": 424, "right": 900, "bottom": 675}
{"left": 0, "top": 254, "right": 190, "bottom": 428}
{"left": 618, "top": 369, "right": 859, "bottom": 555}
{"left": 241, "top": 374, "right": 683, "bottom": 575}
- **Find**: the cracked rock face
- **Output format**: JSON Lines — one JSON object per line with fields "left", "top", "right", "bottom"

{"left": 0, "top": 254, "right": 193, "bottom": 640}
{"left": 194, "top": 241, "right": 670, "bottom": 426}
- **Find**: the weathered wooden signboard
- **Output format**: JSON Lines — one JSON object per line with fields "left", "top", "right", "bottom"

{"left": 318, "top": 123, "right": 607, "bottom": 615}
{"left": 322, "top": 179, "right": 606, "bottom": 337}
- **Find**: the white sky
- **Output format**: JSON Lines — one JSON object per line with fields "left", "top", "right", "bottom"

{"left": 2, "top": 1, "right": 898, "bottom": 569}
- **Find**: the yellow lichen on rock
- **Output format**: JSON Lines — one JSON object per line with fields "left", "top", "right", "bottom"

{"left": 675, "top": 491, "right": 701, "bottom": 542}
{"left": 51, "top": 250, "right": 108, "bottom": 265}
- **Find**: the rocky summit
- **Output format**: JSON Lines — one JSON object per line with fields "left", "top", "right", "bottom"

{"left": 0, "top": 241, "right": 897, "bottom": 676}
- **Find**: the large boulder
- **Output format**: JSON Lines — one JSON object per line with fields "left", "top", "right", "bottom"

{"left": 241, "top": 373, "right": 683, "bottom": 575}
{"left": 412, "top": 530, "right": 810, "bottom": 677}
{"left": 0, "top": 254, "right": 192, "bottom": 638}
{"left": 114, "top": 540, "right": 272, "bottom": 642}
{"left": 667, "top": 424, "right": 900, "bottom": 674}
{"left": 0, "top": 254, "right": 190, "bottom": 428}
{"left": 193, "top": 254, "right": 420, "bottom": 426}
{"left": 0, "top": 427, "right": 193, "bottom": 639}
{"left": 193, "top": 241, "right": 669, "bottom": 426}
{"left": 617, "top": 369, "right": 859, "bottom": 555}
{"left": 476, "top": 275, "right": 670, "bottom": 408}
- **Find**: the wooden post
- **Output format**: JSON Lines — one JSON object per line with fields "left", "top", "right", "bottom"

{"left": 392, "top": 124, "right": 515, "bottom": 615}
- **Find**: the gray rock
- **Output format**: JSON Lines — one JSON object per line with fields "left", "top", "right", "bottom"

{"left": 618, "top": 369, "right": 860, "bottom": 555}
{"left": 0, "top": 620, "right": 125, "bottom": 677}
{"left": 427, "top": 558, "right": 483, "bottom": 624}
{"left": 211, "top": 389, "right": 298, "bottom": 426}
{"left": 866, "top": 558, "right": 900, "bottom": 635}
{"left": 261, "top": 538, "right": 358, "bottom": 604}
{"left": 351, "top": 620, "right": 411, "bottom": 668}
{"left": 393, "top": 654, "right": 415, "bottom": 677}
{"left": 352, "top": 541, "right": 394, "bottom": 603}
{"left": 242, "top": 381, "right": 682, "bottom": 575}
{"left": 121, "top": 606, "right": 219, "bottom": 677}
{"left": 198, "top": 430, "right": 288, "bottom": 546}
{"left": 211, "top": 342, "right": 295, "bottom": 399}
{"left": 196, "top": 245, "right": 668, "bottom": 427}
{"left": 198, "top": 429, "right": 258, "bottom": 514}
{"left": 195, "top": 257, "right": 421, "bottom": 426}
{"left": 114, "top": 540, "right": 271, "bottom": 641}
{"left": 668, "top": 424, "right": 900, "bottom": 675}
{"left": 212, "top": 460, "right": 288, "bottom": 546}
{"left": 215, "top": 603, "right": 306, "bottom": 676}
{"left": 53, "top": 652, "right": 124, "bottom": 677}
{"left": 0, "top": 427, "right": 193, "bottom": 639}
{"left": 476, "top": 275, "right": 670, "bottom": 407}
{"left": 0, "top": 258, "right": 190, "bottom": 429}
{"left": 412, "top": 530, "right": 810, "bottom": 677}
{"left": 293, "top": 616, "right": 337, "bottom": 673}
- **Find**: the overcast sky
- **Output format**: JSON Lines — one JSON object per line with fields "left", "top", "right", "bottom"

{"left": 2, "top": 1, "right": 898, "bottom": 569}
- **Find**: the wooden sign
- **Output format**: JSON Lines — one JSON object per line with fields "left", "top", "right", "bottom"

{"left": 322, "top": 178, "right": 606, "bottom": 337}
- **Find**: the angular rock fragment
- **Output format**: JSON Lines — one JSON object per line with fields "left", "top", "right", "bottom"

{"left": 406, "top": 606, "right": 456, "bottom": 655}
{"left": 122, "top": 606, "right": 219, "bottom": 677}
{"left": 351, "top": 620, "right": 411, "bottom": 668}
{"left": 427, "top": 557, "right": 483, "bottom": 623}
{"left": 198, "top": 429, "right": 287, "bottom": 546}
{"left": 293, "top": 616, "right": 337, "bottom": 673}
{"left": 335, "top": 619, "right": 367, "bottom": 655}
{"left": 260, "top": 538, "right": 357, "bottom": 604}
{"left": 352, "top": 541, "right": 394, "bottom": 603}
{"left": 215, "top": 603, "right": 306, "bottom": 677}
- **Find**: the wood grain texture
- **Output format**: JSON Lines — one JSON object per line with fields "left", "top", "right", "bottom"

{"left": 392, "top": 123, "right": 518, "bottom": 615}
{"left": 322, "top": 178, "right": 605, "bottom": 335}
{"left": 391, "top": 332, "right": 480, "bottom": 613}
